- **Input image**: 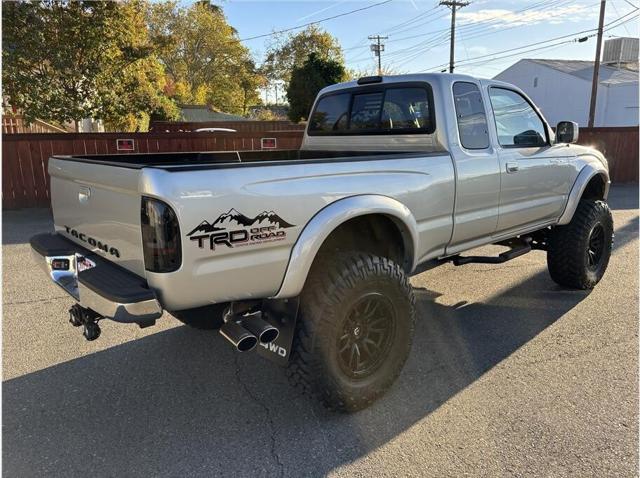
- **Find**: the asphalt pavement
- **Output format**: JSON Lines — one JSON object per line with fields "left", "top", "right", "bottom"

{"left": 2, "top": 185, "right": 638, "bottom": 477}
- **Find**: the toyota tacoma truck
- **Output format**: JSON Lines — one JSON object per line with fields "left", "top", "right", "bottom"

{"left": 31, "top": 74, "right": 613, "bottom": 412}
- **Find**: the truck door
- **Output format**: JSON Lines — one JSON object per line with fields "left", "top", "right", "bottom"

{"left": 486, "top": 86, "right": 576, "bottom": 234}
{"left": 446, "top": 81, "right": 502, "bottom": 254}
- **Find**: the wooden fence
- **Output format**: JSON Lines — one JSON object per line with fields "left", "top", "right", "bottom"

{"left": 2, "top": 127, "right": 637, "bottom": 209}
{"left": 149, "top": 120, "right": 305, "bottom": 133}
{"left": 574, "top": 127, "right": 638, "bottom": 185}
{"left": 2, "top": 131, "right": 304, "bottom": 209}
{"left": 2, "top": 115, "right": 69, "bottom": 134}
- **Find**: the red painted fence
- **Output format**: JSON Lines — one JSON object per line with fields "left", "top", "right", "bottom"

{"left": 2, "top": 131, "right": 304, "bottom": 209}
{"left": 149, "top": 120, "right": 305, "bottom": 133}
{"left": 1, "top": 127, "right": 637, "bottom": 209}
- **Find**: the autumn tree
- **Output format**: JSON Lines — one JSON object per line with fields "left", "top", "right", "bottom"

{"left": 148, "top": 1, "right": 263, "bottom": 115}
{"left": 2, "top": 0, "right": 178, "bottom": 131}
{"left": 262, "top": 25, "right": 345, "bottom": 86}
{"left": 287, "top": 53, "right": 346, "bottom": 123}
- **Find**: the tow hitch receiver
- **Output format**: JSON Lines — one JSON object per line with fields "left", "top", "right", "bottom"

{"left": 69, "top": 304, "right": 102, "bottom": 341}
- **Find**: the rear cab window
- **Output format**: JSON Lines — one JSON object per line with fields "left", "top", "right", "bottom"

{"left": 453, "top": 82, "right": 490, "bottom": 150}
{"left": 308, "top": 82, "right": 435, "bottom": 135}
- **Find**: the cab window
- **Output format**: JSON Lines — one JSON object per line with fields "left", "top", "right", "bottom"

{"left": 308, "top": 84, "right": 435, "bottom": 135}
{"left": 488, "top": 87, "right": 547, "bottom": 147}
{"left": 308, "top": 93, "right": 350, "bottom": 133}
{"left": 453, "top": 82, "right": 489, "bottom": 149}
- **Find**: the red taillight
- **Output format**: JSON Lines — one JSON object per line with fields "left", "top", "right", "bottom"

{"left": 141, "top": 197, "right": 182, "bottom": 273}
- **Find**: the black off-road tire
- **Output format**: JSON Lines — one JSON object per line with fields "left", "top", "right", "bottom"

{"left": 547, "top": 199, "right": 613, "bottom": 289}
{"left": 287, "top": 252, "right": 416, "bottom": 412}
{"left": 171, "top": 303, "right": 228, "bottom": 330}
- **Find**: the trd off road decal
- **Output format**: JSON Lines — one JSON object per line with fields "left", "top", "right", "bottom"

{"left": 187, "top": 208, "right": 295, "bottom": 251}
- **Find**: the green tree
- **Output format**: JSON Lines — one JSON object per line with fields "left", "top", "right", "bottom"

{"left": 148, "top": 1, "right": 263, "bottom": 115}
{"left": 287, "top": 53, "right": 346, "bottom": 123}
{"left": 2, "top": 0, "right": 177, "bottom": 132}
{"left": 262, "top": 25, "right": 344, "bottom": 85}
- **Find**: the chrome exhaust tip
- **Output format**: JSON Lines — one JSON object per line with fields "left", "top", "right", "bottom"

{"left": 241, "top": 315, "right": 279, "bottom": 344}
{"left": 219, "top": 321, "right": 258, "bottom": 352}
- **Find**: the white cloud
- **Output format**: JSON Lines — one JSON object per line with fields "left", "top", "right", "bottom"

{"left": 457, "top": 4, "right": 598, "bottom": 28}
{"left": 466, "top": 45, "right": 490, "bottom": 55}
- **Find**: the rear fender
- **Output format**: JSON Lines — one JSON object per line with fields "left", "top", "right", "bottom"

{"left": 273, "top": 195, "right": 419, "bottom": 299}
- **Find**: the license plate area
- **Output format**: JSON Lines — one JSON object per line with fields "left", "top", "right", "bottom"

{"left": 44, "top": 253, "right": 95, "bottom": 300}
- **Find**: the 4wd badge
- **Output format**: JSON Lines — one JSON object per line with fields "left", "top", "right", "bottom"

{"left": 187, "top": 209, "right": 295, "bottom": 251}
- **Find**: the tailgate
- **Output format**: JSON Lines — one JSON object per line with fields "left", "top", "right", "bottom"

{"left": 49, "top": 157, "right": 146, "bottom": 277}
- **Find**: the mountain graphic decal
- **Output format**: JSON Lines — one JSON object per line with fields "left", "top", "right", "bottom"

{"left": 187, "top": 209, "right": 295, "bottom": 236}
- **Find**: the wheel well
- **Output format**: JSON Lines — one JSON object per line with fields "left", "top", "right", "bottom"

{"left": 581, "top": 174, "right": 606, "bottom": 200}
{"left": 315, "top": 214, "right": 412, "bottom": 271}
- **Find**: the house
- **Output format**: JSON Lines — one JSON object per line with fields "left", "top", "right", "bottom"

{"left": 178, "top": 105, "right": 247, "bottom": 122}
{"left": 493, "top": 38, "right": 639, "bottom": 127}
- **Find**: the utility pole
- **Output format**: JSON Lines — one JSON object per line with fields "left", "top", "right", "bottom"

{"left": 368, "top": 35, "right": 388, "bottom": 75}
{"left": 440, "top": 1, "right": 469, "bottom": 73}
{"left": 588, "top": 0, "right": 606, "bottom": 128}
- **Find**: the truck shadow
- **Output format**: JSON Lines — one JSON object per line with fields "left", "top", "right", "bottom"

{"left": 2, "top": 269, "right": 591, "bottom": 477}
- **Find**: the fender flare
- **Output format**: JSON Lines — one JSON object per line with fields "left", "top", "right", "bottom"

{"left": 557, "top": 164, "right": 610, "bottom": 225}
{"left": 273, "top": 195, "right": 419, "bottom": 299}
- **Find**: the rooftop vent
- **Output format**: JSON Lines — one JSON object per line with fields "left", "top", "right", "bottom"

{"left": 602, "top": 37, "right": 639, "bottom": 65}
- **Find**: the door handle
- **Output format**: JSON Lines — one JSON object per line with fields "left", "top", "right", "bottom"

{"left": 506, "top": 162, "right": 519, "bottom": 173}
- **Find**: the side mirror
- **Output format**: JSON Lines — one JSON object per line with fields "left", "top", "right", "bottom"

{"left": 556, "top": 121, "right": 579, "bottom": 144}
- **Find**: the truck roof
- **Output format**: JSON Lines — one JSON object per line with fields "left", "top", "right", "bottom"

{"left": 318, "top": 72, "right": 492, "bottom": 96}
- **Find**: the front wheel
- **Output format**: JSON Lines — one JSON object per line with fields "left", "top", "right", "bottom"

{"left": 287, "top": 252, "right": 416, "bottom": 412}
{"left": 547, "top": 199, "right": 613, "bottom": 289}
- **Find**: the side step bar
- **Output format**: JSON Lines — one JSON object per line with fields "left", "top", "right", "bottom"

{"left": 452, "top": 237, "right": 533, "bottom": 266}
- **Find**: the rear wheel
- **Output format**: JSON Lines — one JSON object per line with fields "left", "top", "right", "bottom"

{"left": 547, "top": 199, "right": 613, "bottom": 289}
{"left": 171, "top": 303, "right": 228, "bottom": 330}
{"left": 287, "top": 252, "right": 415, "bottom": 412}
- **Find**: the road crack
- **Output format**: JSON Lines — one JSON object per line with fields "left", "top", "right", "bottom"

{"left": 3, "top": 295, "right": 69, "bottom": 306}
{"left": 233, "top": 353, "right": 285, "bottom": 477}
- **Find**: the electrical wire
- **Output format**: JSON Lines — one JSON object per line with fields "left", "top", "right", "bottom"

{"left": 237, "top": 0, "right": 393, "bottom": 42}
{"left": 421, "top": 10, "right": 639, "bottom": 71}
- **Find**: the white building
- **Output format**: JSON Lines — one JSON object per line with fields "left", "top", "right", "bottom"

{"left": 494, "top": 38, "right": 639, "bottom": 127}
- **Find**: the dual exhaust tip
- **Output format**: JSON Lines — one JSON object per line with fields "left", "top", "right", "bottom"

{"left": 219, "top": 313, "right": 279, "bottom": 352}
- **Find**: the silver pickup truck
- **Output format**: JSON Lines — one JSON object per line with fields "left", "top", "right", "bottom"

{"left": 31, "top": 74, "right": 613, "bottom": 411}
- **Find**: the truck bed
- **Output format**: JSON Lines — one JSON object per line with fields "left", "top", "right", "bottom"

{"left": 53, "top": 150, "right": 431, "bottom": 170}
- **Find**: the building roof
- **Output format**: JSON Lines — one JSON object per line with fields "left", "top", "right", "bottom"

{"left": 526, "top": 59, "right": 638, "bottom": 86}
{"left": 179, "top": 105, "right": 247, "bottom": 122}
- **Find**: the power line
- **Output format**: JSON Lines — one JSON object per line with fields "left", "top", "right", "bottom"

{"left": 588, "top": 0, "right": 607, "bottom": 127}
{"left": 421, "top": 10, "right": 638, "bottom": 71}
{"left": 368, "top": 35, "right": 388, "bottom": 74}
{"left": 440, "top": 1, "right": 470, "bottom": 73}
{"left": 368, "top": 0, "right": 568, "bottom": 68}
{"left": 237, "top": 0, "right": 393, "bottom": 42}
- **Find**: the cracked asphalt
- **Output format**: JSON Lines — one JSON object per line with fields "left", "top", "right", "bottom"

{"left": 3, "top": 185, "right": 638, "bottom": 477}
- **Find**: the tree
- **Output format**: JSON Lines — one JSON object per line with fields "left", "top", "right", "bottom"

{"left": 2, "top": 0, "right": 177, "bottom": 131}
{"left": 262, "top": 25, "right": 344, "bottom": 86}
{"left": 346, "top": 65, "right": 406, "bottom": 80}
{"left": 287, "top": 53, "right": 346, "bottom": 123}
{"left": 148, "top": 1, "right": 263, "bottom": 115}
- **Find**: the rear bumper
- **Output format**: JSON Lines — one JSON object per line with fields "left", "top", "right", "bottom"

{"left": 30, "top": 233, "right": 163, "bottom": 323}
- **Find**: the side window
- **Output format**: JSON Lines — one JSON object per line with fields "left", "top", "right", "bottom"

{"left": 308, "top": 93, "right": 350, "bottom": 132}
{"left": 453, "top": 82, "right": 489, "bottom": 149}
{"left": 489, "top": 88, "right": 547, "bottom": 148}
{"left": 382, "top": 88, "right": 432, "bottom": 130}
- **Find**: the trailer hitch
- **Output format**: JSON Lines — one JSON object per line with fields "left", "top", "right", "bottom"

{"left": 69, "top": 304, "right": 102, "bottom": 341}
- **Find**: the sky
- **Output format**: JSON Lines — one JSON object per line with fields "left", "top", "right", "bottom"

{"left": 219, "top": 0, "right": 638, "bottom": 83}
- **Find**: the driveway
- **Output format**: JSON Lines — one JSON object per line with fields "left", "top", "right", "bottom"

{"left": 3, "top": 185, "right": 638, "bottom": 477}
